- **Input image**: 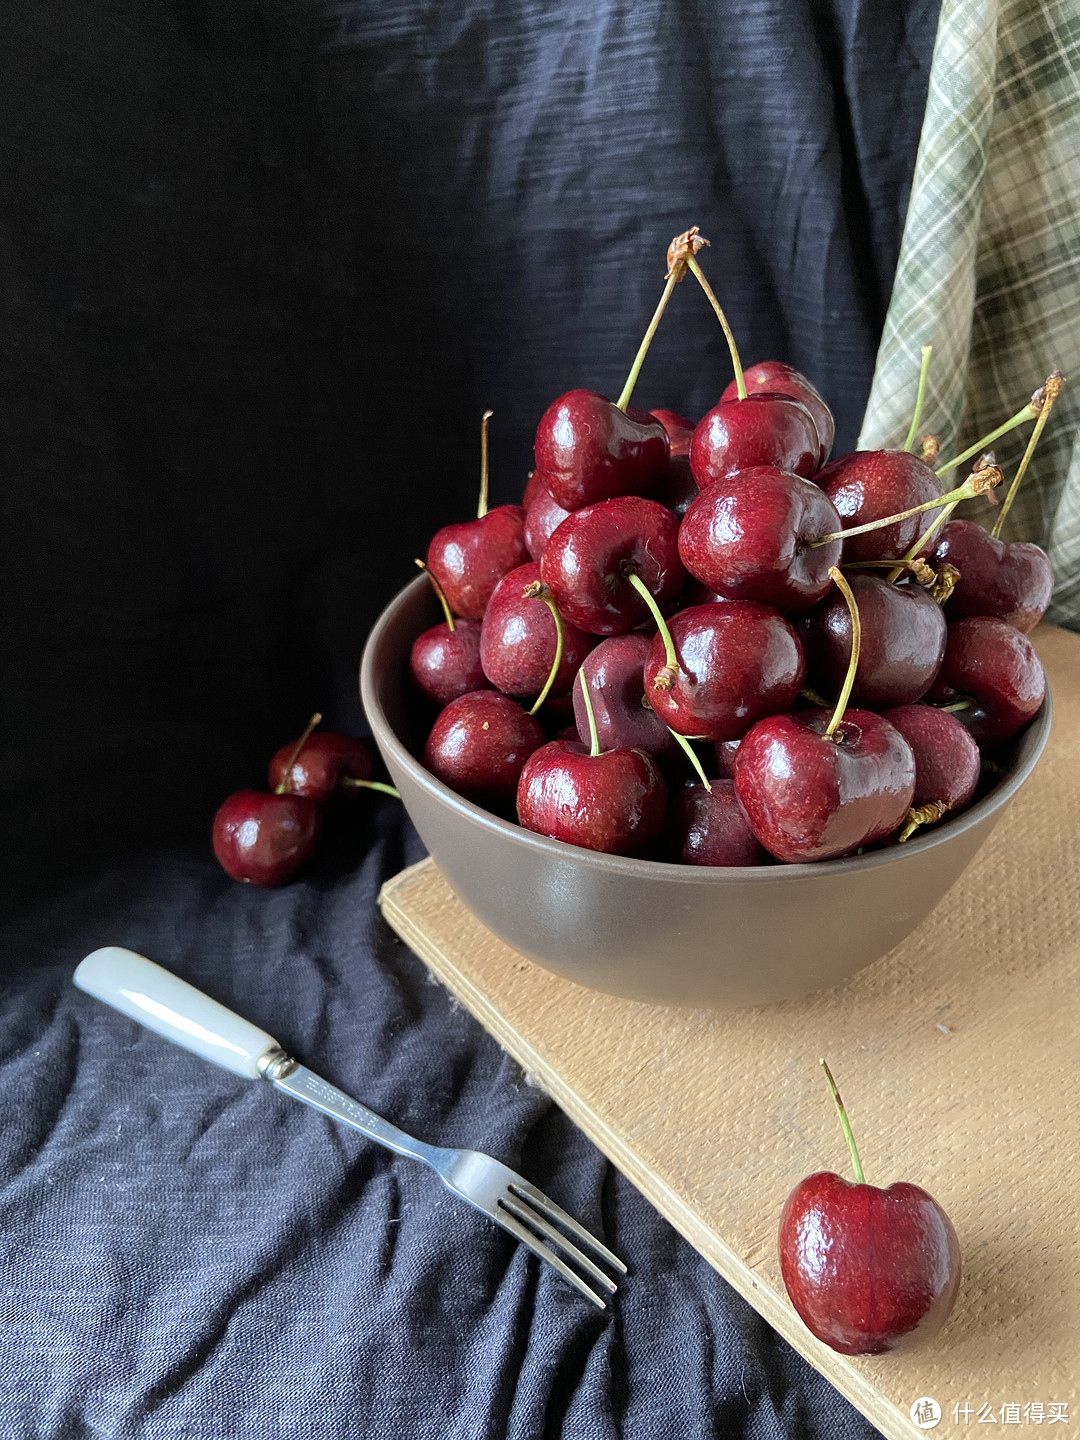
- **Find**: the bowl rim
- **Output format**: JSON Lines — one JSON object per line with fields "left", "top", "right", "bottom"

{"left": 361, "top": 574, "right": 1053, "bottom": 885}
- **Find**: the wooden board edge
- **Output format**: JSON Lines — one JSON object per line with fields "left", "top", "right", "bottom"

{"left": 379, "top": 874, "right": 920, "bottom": 1440}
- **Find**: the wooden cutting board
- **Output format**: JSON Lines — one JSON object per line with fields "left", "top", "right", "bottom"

{"left": 378, "top": 624, "right": 1079, "bottom": 1440}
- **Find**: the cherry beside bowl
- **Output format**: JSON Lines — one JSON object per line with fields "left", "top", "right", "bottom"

{"left": 360, "top": 576, "right": 1051, "bottom": 1007}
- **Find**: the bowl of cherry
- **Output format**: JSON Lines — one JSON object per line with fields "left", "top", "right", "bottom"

{"left": 361, "top": 231, "right": 1057, "bottom": 1008}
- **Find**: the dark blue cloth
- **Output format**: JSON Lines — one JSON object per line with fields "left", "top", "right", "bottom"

{"left": 0, "top": 0, "right": 939, "bottom": 1432}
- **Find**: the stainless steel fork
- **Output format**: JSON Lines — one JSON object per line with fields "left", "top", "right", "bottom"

{"left": 74, "top": 947, "right": 625, "bottom": 1308}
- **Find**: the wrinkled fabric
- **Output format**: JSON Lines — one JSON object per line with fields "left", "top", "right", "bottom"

{"left": 0, "top": 0, "right": 941, "bottom": 1434}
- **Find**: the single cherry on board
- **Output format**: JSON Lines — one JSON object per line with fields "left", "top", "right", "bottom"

{"left": 426, "top": 411, "right": 529, "bottom": 620}
{"left": 779, "top": 1060, "right": 961, "bottom": 1355}
{"left": 932, "top": 519, "right": 1053, "bottom": 633}
{"left": 516, "top": 670, "right": 668, "bottom": 857}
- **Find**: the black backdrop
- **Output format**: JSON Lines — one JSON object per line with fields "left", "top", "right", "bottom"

{"left": 0, "top": 2, "right": 938, "bottom": 1436}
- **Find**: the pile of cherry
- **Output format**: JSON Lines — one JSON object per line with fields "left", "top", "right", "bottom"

{"left": 415, "top": 229, "right": 1061, "bottom": 866}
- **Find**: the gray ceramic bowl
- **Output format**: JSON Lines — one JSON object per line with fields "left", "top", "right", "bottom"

{"left": 361, "top": 576, "right": 1052, "bottom": 1007}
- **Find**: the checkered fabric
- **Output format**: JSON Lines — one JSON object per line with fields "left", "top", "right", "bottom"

{"left": 859, "top": 0, "right": 1080, "bottom": 628}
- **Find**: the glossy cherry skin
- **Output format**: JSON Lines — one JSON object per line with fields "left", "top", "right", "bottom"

{"left": 212, "top": 790, "right": 321, "bottom": 886}
{"left": 932, "top": 519, "right": 1053, "bottom": 633}
{"left": 516, "top": 740, "right": 668, "bottom": 857}
{"left": 714, "top": 738, "right": 741, "bottom": 778}
{"left": 665, "top": 781, "right": 766, "bottom": 866}
{"left": 779, "top": 1172, "right": 961, "bottom": 1355}
{"left": 818, "top": 450, "right": 942, "bottom": 564}
{"left": 650, "top": 408, "right": 695, "bottom": 456}
{"left": 924, "top": 616, "right": 1045, "bottom": 744}
{"left": 524, "top": 483, "right": 573, "bottom": 560}
{"left": 802, "top": 575, "right": 946, "bottom": 708}
{"left": 423, "top": 691, "right": 545, "bottom": 808}
{"left": 572, "top": 633, "right": 678, "bottom": 758}
{"left": 479, "top": 562, "right": 595, "bottom": 699}
{"left": 409, "top": 619, "right": 490, "bottom": 708}
{"left": 734, "top": 709, "right": 915, "bottom": 862}
{"left": 679, "top": 465, "right": 842, "bottom": 611}
{"left": 690, "top": 393, "right": 819, "bottom": 490}
{"left": 645, "top": 601, "right": 805, "bottom": 742}
{"left": 522, "top": 469, "right": 548, "bottom": 507}
{"left": 268, "top": 731, "right": 376, "bottom": 802}
{"left": 541, "top": 495, "right": 685, "bottom": 636}
{"left": 722, "top": 361, "right": 834, "bottom": 467}
{"left": 426, "top": 505, "right": 529, "bottom": 621}
{"left": 654, "top": 454, "right": 699, "bottom": 519}
{"left": 534, "top": 390, "right": 669, "bottom": 511}
{"left": 881, "top": 705, "right": 981, "bottom": 812}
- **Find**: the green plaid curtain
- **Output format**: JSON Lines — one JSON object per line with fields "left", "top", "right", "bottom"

{"left": 859, "top": 0, "right": 1080, "bottom": 629}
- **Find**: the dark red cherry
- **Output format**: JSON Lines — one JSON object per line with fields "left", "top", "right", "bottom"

{"left": 678, "top": 465, "right": 842, "bottom": 611}
{"left": 924, "top": 616, "right": 1045, "bottom": 744}
{"left": 665, "top": 781, "right": 766, "bottom": 866}
{"left": 722, "top": 362, "right": 834, "bottom": 466}
{"left": 654, "top": 454, "right": 700, "bottom": 519}
{"left": 881, "top": 705, "right": 980, "bottom": 812}
{"left": 268, "top": 731, "right": 376, "bottom": 802}
{"left": 212, "top": 790, "right": 321, "bottom": 886}
{"left": 541, "top": 496, "right": 684, "bottom": 636}
{"left": 689, "top": 393, "right": 819, "bottom": 491}
{"left": 817, "top": 451, "right": 942, "bottom": 564}
{"left": 426, "top": 505, "right": 529, "bottom": 620}
{"left": 409, "top": 618, "right": 490, "bottom": 707}
{"left": 423, "top": 691, "right": 545, "bottom": 808}
{"left": 649, "top": 408, "right": 695, "bottom": 456}
{"left": 524, "top": 483, "right": 573, "bottom": 560}
{"left": 932, "top": 519, "right": 1053, "bottom": 633}
{"left": 572, "top": 633, "right": 678, "bottom": 757}
{"left": 802, "top": 575, "right": 946, "bottom": 708}
{"left": 734, "top": 710, "right": 915, "bottom": 862}
{"left": 644, "top": 601, "right": 805, "bottom": 741}
{"left": 522, "top": 469, "right": 549, "bottom": 508}
{"left": 516, "top": 740, "right": 668, "bottom": 857}
{"left": 479, "top": 562, "right": 595, "bottom": 699}
{"left": 533, "top": 390, "right": 669, "bottom": 511}
{"left": 713, "top": 738, "right": 741, "bottom": 778}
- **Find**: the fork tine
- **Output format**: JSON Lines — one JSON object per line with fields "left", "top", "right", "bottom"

{"left": 492, "top": 1204, "right": 610, "bottom": 1308}
{"left": 500, "top": 1193, "right": 618, "bottom": 1294}
{"left": 509, "top": 1181, "right": 627, "bottom": 1274}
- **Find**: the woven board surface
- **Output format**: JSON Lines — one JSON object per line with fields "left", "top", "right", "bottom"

{"left": 378, "top": 624, "right": 1079, "bottom": 1440}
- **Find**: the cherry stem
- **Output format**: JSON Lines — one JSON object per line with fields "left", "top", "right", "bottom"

{"left": 415, "top": 558, "right": 455, "bottom": 631}
{"left": 578, "top": 668, "right": 601, "bottom": 758}
{"left": 667, "top": 729, "right": 712, "bottom": 792}
{"left": 820, "top": 1059, "right": 865, "bottom": 1184}
{"left": 884, "top": 453, "right": 1000, "bottom": 582}
{"left": 341, "top": 778, "right": 401, "bottom": 798}
{"left": 275, "top": 712, "right": 322, "bottom": 795}
{"left": 991, "top": 371, "right": 1064, "bottom": 539}
{"left": 902, "top": 344, "right": 933, "bottom": 453}
{"left": 898, "top": 800, "right": 949, "bottom": 843}
{"left": 935, "top": 400, "right": 1037, "bottom": 477}
{"left": 685, "top": 253, "right": 747, "bottom": 400}
{"left": 938, "top": 699, "right": 974, "bottom": 713}
{"left": 528, "top": 591, "right": 565, "bottom": 716}
{"left": 625, "top": 572, "right": 679, "bottom": 682}
{"left": 615, "top": 266, "right": 684, "bottom": 413}
{"left": 477, "top": 409, "right": 494, "bottom": 518}
{"left": 810, "top": 466, "right": 1001, "bottom": 548}
{"left": 824, "top": 568, "right": 860, "bottom": 739}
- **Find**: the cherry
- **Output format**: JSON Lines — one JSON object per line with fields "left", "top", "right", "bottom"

{"left": 522, "top": 469, "right": 548, "bottom": 507}
{"left": 654, "top": 454, "right": 699, "bottom": 519}
{"left": 733, "top": 571, "right": 915, "bottom": 861}
{"left": 426, "top": 411, "right": 529, "bottom": 619}
{"left": 932, "top": 520, "right": 1053, "bottom": 633}
{"left": 881, "top": 705, "right": 981, "bottom": 841}
{"left": 722, "top": 361, "right": 834, "bottom": 466}
{"left": 779, "top": 1061, "right": 960, "bottom": 1355}
{"left": 523, "top": 482, "right": 573, "bottom": 561}
{"left": 689, "top": 395, "right": 819, "bottom": 490}
{"left": 409, "top": 561, "right": 490, "bottom": 707}
{"left": 212, "top": 790, "right": 321, "bottom": 886}
{"left": 571, "top": 633, "right": 678, "bottom": 758}
{"left": 479, "top": 562, "right": 595, "bottom": 700}
{"left": 423, "top": 690, "right": 545, "bottom": 809}
{"left": 643, "top": 600, "right": 805, "bottom": 742}
{"left": 802, "top": 573, "right": 946, "bottom": 708}
{"left": 665, "top": 781, "right": 766, "bottom": 866}
{"left": 678, "top": 465, "right": 842, "bottom": 611}
{"left": 713, "top": 738, "right": 741, "bottom": 778}
{"left": 533, "top": 390, "right": 669, "bottom": 511}
{"left": 924, "top": 616, "right": 1046, "bottom": 744}
{"left": 649, "top": 408, "right": 695, "bottom": 456}
{"left": 540, "top": 495, "right": 684, "bottom": 636}
{"left": 516, "top": 671, "right": 668, "bottom": 857}
{"left": 818, "top": 450, "right": 943, "bottom": 563}
{"left": 268, "top": 731, "right": 376, "bottom": 802}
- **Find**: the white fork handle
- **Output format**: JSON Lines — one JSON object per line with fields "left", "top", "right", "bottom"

{"left": 73, "top": 947, "right": 280, "bottom": 1080}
